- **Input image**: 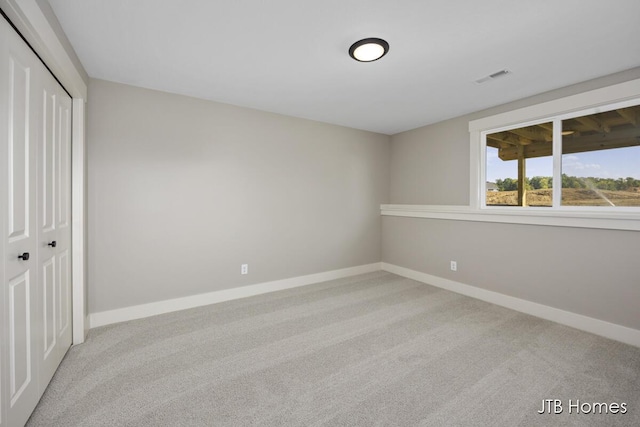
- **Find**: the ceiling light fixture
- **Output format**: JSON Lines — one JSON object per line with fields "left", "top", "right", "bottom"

{"left": 349, "top": 38, "right": 389, "bottom": 62}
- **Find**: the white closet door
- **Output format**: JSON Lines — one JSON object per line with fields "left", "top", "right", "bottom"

{"left": 37, "top": 72, "right": 72, "bottom": 389}
{"left": 1, "top": 18, "right": 40, "bottom": 427}
{"left": 1, "top": 15, "right": 73, "bottom": 427}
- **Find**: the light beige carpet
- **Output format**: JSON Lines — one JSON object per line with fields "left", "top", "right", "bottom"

{"left": 27, "top": 271, "right": 640, "bottom": 426}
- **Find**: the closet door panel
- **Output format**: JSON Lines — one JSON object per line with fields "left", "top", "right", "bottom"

{"left": 7, "top": 56, "right": 30, "bottom": 243}
{"left": 58, "top": 250, "right": 71, "bottom": 336}
{"left": 38, "top": 81, "right": 58, "bottom": 386}
{"left": 2, "top": 31, "right": 40, "bottom": 427}
{"left": 57, "top": 99, "right": 70, "bottom": 229}
{"left": 7, "top": 272, "right": 32, "bottom": 404}
{"left": 56, "top": 96, "right": 72, "bottom": 343}
{"left": 41, "top": 87, "right": 57, "bottom": 362}
{"left": 41, "top": 90, "right": 55, "bottom": 233}
{"left": 38, "top": 75, "right": 72, "bottom": 389}
{"left": 42, "top": 258, "right": 56, "bottom": 359}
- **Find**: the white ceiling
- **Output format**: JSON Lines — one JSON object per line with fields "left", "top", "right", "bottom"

{"left": 48, "top": 0, "right": 640, "bottom": 135}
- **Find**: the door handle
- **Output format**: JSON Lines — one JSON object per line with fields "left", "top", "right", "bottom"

{"left": 48, "top": 241, "right": 57, "bottom": 248}
{"left": 18, "top": 252, "right": 30, "bottom": 261}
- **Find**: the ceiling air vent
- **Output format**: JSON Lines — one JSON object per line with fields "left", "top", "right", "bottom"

{"left": 475, "top": 69, "right": 511, "bottom": 84}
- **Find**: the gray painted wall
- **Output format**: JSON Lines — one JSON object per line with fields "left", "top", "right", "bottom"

{"left": 383, "top": 217, "right": 640, "bottom": 329}
{"left": 88, "top": 79, "right": 389, "bottom": 313}
{"left": 385, "top": 67, "right": 640, "bottom": 330}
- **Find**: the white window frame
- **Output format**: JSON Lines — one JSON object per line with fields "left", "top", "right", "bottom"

{"left": 479, "top": 97, "right": 640, "bottom": 213}
{"left": 381, "top": 78, "right": 640, "bottom": 232}
{"left": 465, "top": 77, "right": 640, "bottom": 230}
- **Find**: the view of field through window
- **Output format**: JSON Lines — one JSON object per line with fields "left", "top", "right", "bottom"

{"left": 485, "top": 106, "right": 640, "bottom": 207}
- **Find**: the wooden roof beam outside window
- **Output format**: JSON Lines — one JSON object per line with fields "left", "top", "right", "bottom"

{"left": 487, "top": 132, "right": 532, "bottom": 146}
{"left": 536, "top": 123, "right": 554, "bottom": 132}
{"left": 575, "top": 116, "right": 611, "bottom": 133}
{"left": 509, "top": 127, "right": 552, "bottom": 142}
{"left": 496, "top": 127, "right": 640, "bottom": 160}
{"left": 616, "top": 108, "right": 638, "bottom": 126}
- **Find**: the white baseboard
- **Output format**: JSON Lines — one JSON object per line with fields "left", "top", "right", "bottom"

{"left": 89, "top": 262, "right": 382, "bottom": 328}
{"left": 381, "top": 262, "right": 640, "bottom": 348}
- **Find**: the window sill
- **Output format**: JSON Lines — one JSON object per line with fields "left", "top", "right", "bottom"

{"left": 380, "top": 204, "right": 640, "bottom": 231}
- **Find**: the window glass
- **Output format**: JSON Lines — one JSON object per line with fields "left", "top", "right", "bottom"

{"left": 561, "top": 106, "right": 640, "bottom": 207}
{"left": 486, "top": 122, "right": 553, "bottom": 206}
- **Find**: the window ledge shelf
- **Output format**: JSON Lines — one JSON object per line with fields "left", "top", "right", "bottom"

{"left": 380, "top": 204, "right": 640, "bottom": 231}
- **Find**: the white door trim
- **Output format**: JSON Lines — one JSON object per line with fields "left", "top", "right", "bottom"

{"left": 0, "top": 0, "right": 87, "bottom": 99}
{"left": 71, "top": 98, "right": 87, "bottom": 343}
{"left": 1, "top": 0, "right": 89, "bottom": 344}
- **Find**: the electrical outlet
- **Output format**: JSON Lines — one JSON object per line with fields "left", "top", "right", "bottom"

{"left": 241, "top": 264, "right": 248, "bottom": 275}
{"left": 450, "top": 261, "right": 457, "bottom": 271}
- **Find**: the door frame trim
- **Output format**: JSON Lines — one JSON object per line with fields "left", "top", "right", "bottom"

{"left": 1, "top": 0, "right": 88, "bottom": 343}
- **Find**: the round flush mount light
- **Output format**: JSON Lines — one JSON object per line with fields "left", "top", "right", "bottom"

{"left": 349, "top": 38, "right": 389, "bottom": 62}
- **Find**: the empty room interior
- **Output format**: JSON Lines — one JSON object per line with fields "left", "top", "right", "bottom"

{"left": 1, "top": 1, "right": 640, "bottom": 426}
